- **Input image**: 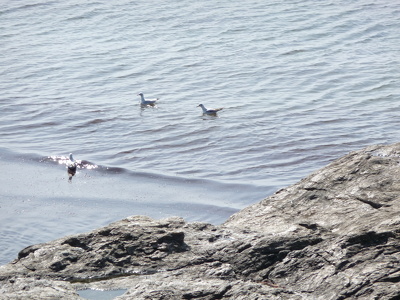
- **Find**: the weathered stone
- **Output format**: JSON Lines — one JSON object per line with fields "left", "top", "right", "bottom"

{"left": 0, "top": 277, "right": 81, "bottom": 300}
{"left": 1, "top": 143, "right": 400, "bottom": 299}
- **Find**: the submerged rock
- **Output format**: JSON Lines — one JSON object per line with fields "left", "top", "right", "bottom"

{"left": 1, "top": 143, "right": 400, "bottom": 299}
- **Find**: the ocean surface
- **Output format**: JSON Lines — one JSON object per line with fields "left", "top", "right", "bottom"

{"left": 1, "top": 0, "right": 399, "bottom": 266}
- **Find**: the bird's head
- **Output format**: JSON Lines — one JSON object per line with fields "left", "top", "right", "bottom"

{"left": 137, "top": 92, "right": 143, "bottom": 96}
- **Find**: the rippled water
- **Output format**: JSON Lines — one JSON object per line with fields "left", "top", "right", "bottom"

{"left": 1, "top": 0, "right": 400, "bottom": 265}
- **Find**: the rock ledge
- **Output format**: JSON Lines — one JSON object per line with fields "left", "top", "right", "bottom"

{"left": 1, "top": 143, "right": 400, "bottom": 299}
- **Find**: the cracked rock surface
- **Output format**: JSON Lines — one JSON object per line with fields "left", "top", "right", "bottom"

{"left": 1, "top": 143, "right": 400, "bottom": 299}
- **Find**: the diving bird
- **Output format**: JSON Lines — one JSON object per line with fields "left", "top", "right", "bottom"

{"left": 197, "top": 104, "right": 223, "bottom": 115}
{"left": 138, "top": 92, "right": 159, "bottom": 106}
{"left": 67, "top": 153, "right": 77, "bottom": 181}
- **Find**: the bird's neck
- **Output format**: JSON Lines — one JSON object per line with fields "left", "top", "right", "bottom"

{"left": 140, "top": 95, "right": 145, "bottom": 102}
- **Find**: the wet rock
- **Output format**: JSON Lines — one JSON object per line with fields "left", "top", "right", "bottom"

{"left": 1, "top": 143, "right": 400, "bottom": 299}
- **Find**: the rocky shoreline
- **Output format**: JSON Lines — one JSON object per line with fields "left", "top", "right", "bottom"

{"left": 1, "top": 143, "right": 400, "bottom": 299}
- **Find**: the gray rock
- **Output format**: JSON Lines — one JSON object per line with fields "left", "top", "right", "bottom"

{"left": 1, "top": 143, "right": 400, "bottom": 299}
{"left": 0, "top": 277, "right": 81, "bottom": 300}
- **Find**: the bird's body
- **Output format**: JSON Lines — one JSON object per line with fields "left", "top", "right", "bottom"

{"left": 138, "top": 92, "right": 159, "bottom": 106}
{"left": 67, "top": 153, "right": 77, "bottom": 181}
{"left": 197, "top": 104, "right": 223, "bottom": 115}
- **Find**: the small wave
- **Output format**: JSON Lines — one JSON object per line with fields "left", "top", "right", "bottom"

{"left": 43, "top": 155, "right": 98, "bottom": 170}
{"left": 29, "top": 151, "right": 261, "bottom": 194}
{"left": 0, "top": 2, "right": 54, "bottom": 16}
{"left": 281, "top": 49, "right": 307, "bottom": 56}
{"left": 86, "top": 118, "right": 109, "bottom": 125}
{"left": 70, "top": 117, "right": 118, "bottom": 129}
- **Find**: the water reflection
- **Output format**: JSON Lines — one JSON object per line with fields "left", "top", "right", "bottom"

{"left": 78, "top": 289, "right": 127, "bottom": 300}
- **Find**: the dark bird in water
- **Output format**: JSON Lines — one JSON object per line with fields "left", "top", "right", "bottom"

{"left": 67, "top": 153, "right": 77, "bottom": 181}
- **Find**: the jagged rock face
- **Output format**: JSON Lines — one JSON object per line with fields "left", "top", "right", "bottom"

{"left": 6, "top": 216, "right": 189, "bottom": 282}
{"left": 225, "top": 143, "right": 400, "bottom": 236}
{"left": 1, "top": 143, "right": 400, "bottom": 299}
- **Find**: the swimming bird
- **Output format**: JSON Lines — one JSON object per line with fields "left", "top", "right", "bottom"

{"left": 138, "top": 92, "right": 159, "bottom": 106}
{"left": 197, "top": 104, "right": 223, "bottom": 115}
{"left": 67, "top": 153, "right": 77, "bottom": 181}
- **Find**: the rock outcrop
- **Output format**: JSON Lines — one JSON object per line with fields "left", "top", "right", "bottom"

{"left": 1, "top": 143, "right": 400, "bottom": 299}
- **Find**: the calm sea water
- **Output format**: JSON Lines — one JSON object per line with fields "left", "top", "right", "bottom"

{"left": 0, "top": 0, "right": 399, "bottom": 265}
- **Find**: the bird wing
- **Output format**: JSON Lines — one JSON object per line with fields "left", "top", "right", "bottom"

{"left": 144, "top": 98, "right": 159, "bottom": 103}
{"left": 208, "top": 107, "right": 223, "bottom": 113}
